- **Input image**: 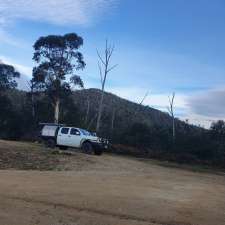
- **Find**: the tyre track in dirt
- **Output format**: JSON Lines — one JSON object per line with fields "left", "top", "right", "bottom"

{"left": 0, "top": 194, "right": 193, "bottom": 225}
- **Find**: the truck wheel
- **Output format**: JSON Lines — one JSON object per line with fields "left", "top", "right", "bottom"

{"left": 94, "top": 148, "right": 103, "bottom": 156}
{"left": 59, "top": 146, "right": 68, "bottom": 150}
{"left": 46, "top": 139, "right": 56, "bottom": 149}
{"left": 82, "top": 142, "right": 93, "bottom": 154}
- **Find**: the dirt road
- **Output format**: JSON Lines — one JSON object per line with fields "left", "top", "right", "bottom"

{"left": 0, "top": 140, "right": 225, "bottom": 225}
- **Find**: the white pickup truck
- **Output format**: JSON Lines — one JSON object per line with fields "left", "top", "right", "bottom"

{"left": 40, "top": 124, "right": 108, "bottom": 155}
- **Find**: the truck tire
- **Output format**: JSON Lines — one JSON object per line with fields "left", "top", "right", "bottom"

{"left": 94, "top": 148, "right": 103, "bottom": 156}
{"left": 45, "top": 139, "right": 56, "bottom": 149}
{"left": 59, "top": 146, "right": 68, "bottom": 150}
{"left": 81, "top": 142, "right": 93, "bottom": 154}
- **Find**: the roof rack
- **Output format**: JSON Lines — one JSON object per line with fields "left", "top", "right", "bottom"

{"left": 39, "top": 123, "right": 65, "bottom": 126}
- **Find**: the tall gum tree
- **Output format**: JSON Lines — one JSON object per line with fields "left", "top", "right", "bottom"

{"left": 32, "top": 33, "right": 85, "bottom": 124}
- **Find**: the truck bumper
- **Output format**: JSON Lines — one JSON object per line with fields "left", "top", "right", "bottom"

{"left": 89, "top": 142, "right": 106, "bottom": 155}
{"left": 91, "top": 142, "right": 108, "bottom": 150}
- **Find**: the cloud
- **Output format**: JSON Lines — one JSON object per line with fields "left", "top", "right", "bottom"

{"left": 187, "top": 87, "right": 225, "bottom": 119}
{"left": 0, "top": 0, "right": 117, "bottom": 26}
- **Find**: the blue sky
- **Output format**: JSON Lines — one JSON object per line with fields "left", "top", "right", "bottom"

{"left": 0, "top": 0, "right": 225, "bottom": 127}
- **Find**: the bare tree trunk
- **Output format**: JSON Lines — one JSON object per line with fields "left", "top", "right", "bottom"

{"left": 87, "top": 113, "right": 98, "bottom": 130}
{"left": 167, "top": 93, "right": 176, "bottom": 141}
{"left": 110, "top": 108, "right": 116, "bottom": 140}
{"left": 96, "top": 91, "right": 104, "bottom": 132}
{"left": 96, "top": 40, "right": 117, "bottom": 133}
{"left": 85, "top": 98, "right": 90, "bottom": 126}
{"left": 111, "top": 108, "right": 116, "bottom": 131}
{"left": 172, "top": 116, "right": 175, "bottom": 140}
{"left": 31, "top": 88, "right": 35, "bottom": 119}
{"left": 54, "top": 99, "right": 60, "bottom": 124}
{"left": 27, "top": 80, "right": 35, "bottom": 120}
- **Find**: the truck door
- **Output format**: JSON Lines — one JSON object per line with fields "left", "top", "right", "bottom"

{"left": 69, "top": 128, "right": 82, "bottom": 148}
{"left": 57, "top": 127, "right": 71, "bottom": 146}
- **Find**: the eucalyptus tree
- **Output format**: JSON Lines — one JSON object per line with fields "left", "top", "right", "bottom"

{"left": 32, "top": 33, "right": 85, "bottom": 123}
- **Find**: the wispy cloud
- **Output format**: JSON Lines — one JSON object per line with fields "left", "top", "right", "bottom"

{"left": 0, "top": 29, "right": 23, "bottom": 47}
{"left": 0, "top": 0, "right": 117, "bottom": 26}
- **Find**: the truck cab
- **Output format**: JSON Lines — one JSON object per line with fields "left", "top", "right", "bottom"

{"left": 57, "top": 127, "right": 98, "bottom": 148}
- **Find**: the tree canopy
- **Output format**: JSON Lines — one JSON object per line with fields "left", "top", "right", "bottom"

{"left": 0, "top": 63, "right": 20, "bottom": 93}
{"left": 211, "top": 120, "right": 225, "bottom": 137}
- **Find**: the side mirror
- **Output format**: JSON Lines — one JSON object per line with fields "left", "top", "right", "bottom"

{"left": 76, "top": 131, "right": 80, "bottom": 135}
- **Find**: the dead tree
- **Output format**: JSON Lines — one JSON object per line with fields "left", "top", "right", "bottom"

{"left": 109, "top": 107, "right": 117, "bottom": 141}
{"left": 27, "top": 80, "right": 35, "bottom": 119}
{"left": 167, "top": 92, "right": 176, "bottom": 140}
{"left": 87, "top": 113, "right": 98, "bottom": 130}
{"left": 111, "top": 108, "right": 116, "bottom": 131}
{"left": 96, "top": 40, "right": 117, "bottom": 133}
{"left": 84, "top": 97, "right": 90, "bottom": 126}
{"left": 139, "top": 90, "right": 149, "bottom": 105}
{"left": 132, "top": 90, "right": 150, "bottom": 121}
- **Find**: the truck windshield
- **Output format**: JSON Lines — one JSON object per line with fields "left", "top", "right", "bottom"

{"left": 80, "top": 129, "right": 91, "bottom": 136}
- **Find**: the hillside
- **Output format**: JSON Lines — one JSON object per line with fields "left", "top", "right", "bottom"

{"left": 72, "top": 88, "right": 198, "bottom": 138}
{"left": 73, "top": 88, "right": 172, "bottom": 126}
{"left": 5, "top": 88, "right": 199, "bottom": 140}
